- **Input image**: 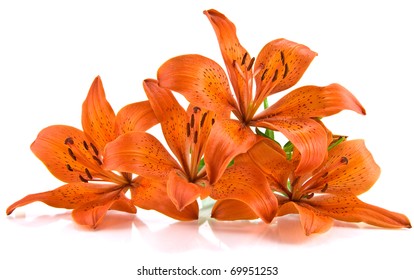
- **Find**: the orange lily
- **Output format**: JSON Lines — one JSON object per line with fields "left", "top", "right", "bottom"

{"left": 157, "top": 9, "right": 366, "bottom": 184}
{"left": 6, "top": 76, "right": 197, "bottom": 228}
{"left": 103, "top": 79, "right": 215, "bottom": 214}
{"left": 245, "top": 139, "right": 411, "bottom": 235}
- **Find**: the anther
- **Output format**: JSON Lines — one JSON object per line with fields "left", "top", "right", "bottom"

{"left": 85, "top": 168, "right": 93, "bottom": 180}
{"left": 261, "top": 69, "right": 268, "bottom": 81}
{"left": 92, "top": 155, "right": 102, "bottom": 166}
{"left": 321, "top": 183, "right": 328, "bottom": 193}
{"left": 246, "top": 57, "right": 255, "bottom": 71}
{"left": 90, "top": 143, "right": 99, "bottom": 157}
{"left": 66, "top": 164, "right": 73, "bottom": 172}
{"left": 186, "top": 123, "right": 191, "bottom": 137}
{"left": 68, "top": 148, "right": 77, "bottom": 161}
{"left": 193, "top": 106, "right": 201, "bottom": 113}
{"left": 211, "top": 118, "right": 215, "bottom": 125}
{"left": 280, "top": 51, "right": 285, "bottom": 65}
{"left": 283, "top": 63, "right": 289, "bottom": 79}
{"left": 83, "top": 141, "right": 89, "bottom": 150}
{"left": 340, "top": 157, "right": 349, "bottom": 164}
{"left": 79, "top": 175, "right": 88, "bottom": 183}
{"left": 241, "top": 52, "right": 248, "bottom": 66}
{"left": 272, "top": 69, "right": 279, "bottom": 82}
{"left": 193, "top": 131, "right": 198, "bottom": 144}
{"left": 200, "top": 112, "right": 207, "bottom": 128}
{"left": 190, "top": 114, "right": 195, "bottom": 128}
{"left": 64, "top": 137, "right": 74, "bottom": 145}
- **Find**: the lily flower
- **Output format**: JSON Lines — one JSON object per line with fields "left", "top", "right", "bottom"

{"left": 157, "top": 9, "right": 365, "bottom": 184}
{"left": 247, "top": 139, "right": 411, "bottom": 235}
{"left": 6, "top": 76, "right": 197, "bottom": 228}
{"left": 103, "top": 79, "right": 215, "bottom": 214}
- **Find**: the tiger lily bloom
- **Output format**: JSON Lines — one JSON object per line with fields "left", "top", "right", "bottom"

{"left": 103, "top": 79, "right": 215, "bottom": 214}
{"left": 246, "top": 139, "right": 411, "bottom": 235}
{"left": 6, "top": 76, "right": 197, "bottom": 228}
{"left": 157, "top": 9, "right": 366, "bottom": 184}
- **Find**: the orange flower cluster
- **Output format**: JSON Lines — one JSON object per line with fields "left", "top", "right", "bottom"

{"left": 7, "top": 9, "right": 410, "bottom": 234}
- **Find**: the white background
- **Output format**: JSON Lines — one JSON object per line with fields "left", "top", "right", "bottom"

{"left": 1, "top": 0, "right": 413, "bottom": 279}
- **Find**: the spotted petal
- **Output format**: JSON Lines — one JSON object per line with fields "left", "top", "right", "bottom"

{"left": 115, "top": 100, "right": 158, "bottom": 135}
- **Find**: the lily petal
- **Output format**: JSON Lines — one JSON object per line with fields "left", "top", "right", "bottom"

{"left": 167, "top": 170, "right": 210, "bottom": 211}
{"left": 81, "top": 76, "right": 116, "bottom": 152}
{"left": 321, "top": 140, "right": 380, "bottom": 195}
{"left": 278, "top": 201, "right": 334, "bottom": 235}
{"left": 30, "top": 125, "right": 102, "bottom": 183}
{"left": 204, "top": 119, "right": 258, "bottom": 184}
{"left": 210, "top": 153, "right": 278, "bottom": 223}
{"left": 307, "top": 194, "right": 411, "bottom": 229}
{"left": 131, "top": 177, "right": 199, "bottom": 221}
{"left": 157, "top": 54, "right": 237, "bottom": 117}
{"left": 252, "top": 117, "right": 329, "bottom": 175}
{"left": 72, "top": 191, "right": 135, "bottom": 228}
{"left": 115, "top": 100, "right": 158, "bottom": 135}
{"left": 143, "top": 79, "right": 190, "bottom": 168}
{"left": 255, "top": 84, "right": 365, "bottom": 120}
{"left": 6, "top": 182, "right": 120, "bottom": 215}
{"left": 211, "top": 199, "right": 259, "bottom": 221}
{"left": 254, "top": 39, "right": 317, "bottom": 100}
{"left": 203, "top": 9, "right": 252, "bottom": 114}
{"left": 103, "top": 131, "right": 181, "bottom": 181}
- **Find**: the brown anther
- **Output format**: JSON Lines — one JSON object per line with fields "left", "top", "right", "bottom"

{"left": 305, "top": 193, "right": 314, "bottom": 199}
{"left": 66, "top": 164, "right": 73, "bottom": 172}
{"left": 68, "top": 148, "right": 76, "bottom": 161}
{"left": 283, "top": 63, "right": 289, "bottom": 79}
{"left": 200, "top": 112, "right": 207, "bottom": 127}
{"left": 79, "top": 175, "right": 88, "bottom": 183}
{"left": 92, "top": 155, "right": 102, "bottom": 166}
{"left": 85, "top": 168, "right": 93, "bottom": 180}
{"left": 246, "top": 57, "right": 255, "bottom": 71}
{"left": 83, "top": 141, "right": 89, "bottom": 150}
{"left": 241, "top": 52, "right": 248, "bottom": 65}
{"left": 193, "top": 106, "right": 201, "bottom": 113}
{"left": 211, "top": 118, "right": 215, "bottom": 125}
{"left": 190, "top": 114, "right": 195, "bottom": 128}
{"left": 321, "top": 172, "right": 329, "bottom": 178}
{"left": 64, "top": 137, "right": 74, "bottom": 145}
{"left": 280, "top": 51, "right": 285, "bottom": 65}
{"left": 193, "top": 131, "right": 198, "bottom": 144}
{"left": 90, "top": 143, "right": 99, "bottom": 156}
{"left": 341, "top": 157, "right": 349, "bottom": 164}
{"left": 272, "top": 69, "right": 279, "bottom": 82}
{"left": 261, "top": 69, "right": 268, "bottom": 81}
{"left": 186, "top": 123, "right": 191, "bottom": 137}
{"left": 321, "top": 184, "right": 328, "bottom": 193}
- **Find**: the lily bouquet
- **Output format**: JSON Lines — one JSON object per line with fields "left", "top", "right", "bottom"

{"left": 7, "top": 9, "right": 411, "bottom": 235}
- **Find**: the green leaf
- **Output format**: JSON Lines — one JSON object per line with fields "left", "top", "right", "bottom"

{"left": 283, "top": 141, "right": 294, "bottom": 160}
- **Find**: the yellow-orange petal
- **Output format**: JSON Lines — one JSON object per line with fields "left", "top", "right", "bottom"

{"left": 254, "top": 39, "right": 317, "bottom": 102}
{"left": 131, "top": 177, "right": 199, "bottom": 221}
{"left": 143, "top": 79, "right": 190, "bottom": 168}
{"left": 252, "top": 117, "right": 329, "bottom": 175}
{"left": 81, "top": 76, "right": 116, "bottom": 152}
{"left": 307, "top": 194, "right": 411, "bottom": 229}
{"left": 204, "top": 119, "right": 258, "bottom": 184}
{"left": 115, "top": 100, "right": 158, "bottom": 135}
{"left": 103, "top": 131, "right": 181, "bottom": 181}
{"left": 30, "top": 125, "right": 101, "bottom": 183}
{"left": 255, "top": 84, "right": 365, "bottom": 120}
{"left": 157, "top": 54, "right": 237, "bottom": 118}
{"left": 321, "top": 140, "right": 380, "bottom": 195}
{"left": 211, "top": 199, "right": 259, "bottom": 221}
{"left": 210, "top": 153, "right": 278, "bottom": 223}
{"left": 278, "top": 201, "right": 334, "bottom": 235}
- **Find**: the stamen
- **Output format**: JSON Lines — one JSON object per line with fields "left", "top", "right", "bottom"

{"left": 64, "top": 137, "right": 74, "bottom": 145}
{"left": 283, "top": 63, "right": 289, "bottom": 79}
{"left": 68, "top": 148, "right": 76, "bottom": 161}
{"left": 272, "top": 69, "right": 279, "bottom": 82}
{"left": 66, "top": 164, "right": 73, "bottom": 172}
{"left": 79, "top": 175, "right": 88, "bottom": 183}
{"left": 321, "top": 183, "right": 328, "bottom": 193}
{"left": 200, "top": 112, "right": 207, "bottom": 128}
{"left": 92, "top": 155, "right": 102, "bottom": 166}
{"left": 190, "top": 114, "right": 195, "bottom": 128}
{"left": 90, "top": 143, "right": 99, "bottom": 157}
{"left": 241, "top": 52, "right": 248, "bottom": 65}
{"left": 211, "top": 118, "right": 215, "bottom": 125}
{"left": 83, "top": 141, "right": 89, "bottom": 150}
{"left": 280, "top": 51, "right": 285, "bottom": 65}
{"left": 186, "top": 123, "right": 191, "bottom": 137}
{"left": 193, "top": 106, "right": 201, "bottom": 113}
{"left": 193, "top": 131, "right": 198, "bottom": 144}
{"left": 85, "top": 168, "right": 93, "bottom": 180}
{"left": 246, "top": 57, "right": 255, "bottom": 71}
{"left": 261, "top": 69, "right": 268, "bottom": 81}
{"left": 341, "top": 156, "right": 349, "bottom": 164}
